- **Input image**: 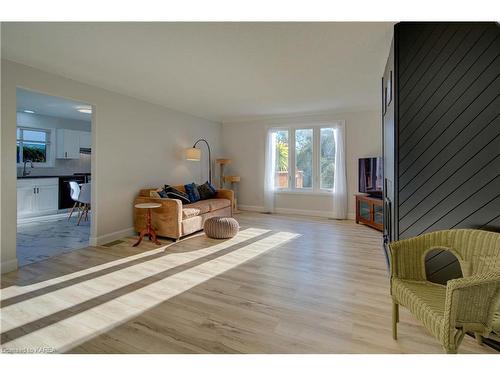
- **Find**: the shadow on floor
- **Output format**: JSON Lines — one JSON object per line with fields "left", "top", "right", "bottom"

{"left": 1, "top": 230, "right": 278, "bottom": 345}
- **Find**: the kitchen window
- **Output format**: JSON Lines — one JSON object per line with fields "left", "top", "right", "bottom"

{"left": 17, "top": 127, "right": 52, "bottom": 166}
{"left": 269, "top": 125, "right": 336, "bottom": 193}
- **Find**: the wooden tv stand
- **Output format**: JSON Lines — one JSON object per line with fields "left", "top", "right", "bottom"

{"left": 355, "top": 194, "right": 383, "bottom": 231}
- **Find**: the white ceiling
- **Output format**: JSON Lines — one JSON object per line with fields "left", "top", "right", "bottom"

{"left": 16, "top": 88, "right": 92, "bottom": 121}
{"left": 2, "top": 22, "right": 393, "bottom": 122}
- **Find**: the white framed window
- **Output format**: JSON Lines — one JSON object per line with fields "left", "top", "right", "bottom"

{"left": 273, "top": 129, "right": 290, "bottom": 189}
{"left": 16, "top": 127, "right": 53, "bottom": 167}
{"left": 269, "top": 124, "right": 336, "bottom": 193}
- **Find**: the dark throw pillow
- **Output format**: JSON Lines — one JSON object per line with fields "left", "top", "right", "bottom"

{"left": 207, "top": 181, "right": 217, "bottom": 194}
{"left": 157, "top": 189, "right": 169, "bottom": 198}
{"left": 184, "top": 182, "right": 201, "bottom": 202}
{"left": 162, "top": 185, "right": 191, "bottom": 204}
{"left": 197, "top": 181, "right": 216, "bottom": 200}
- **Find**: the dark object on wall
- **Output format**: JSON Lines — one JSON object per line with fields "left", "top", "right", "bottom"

{"left": 383, "top": 21, "right": 500, "bottom": 251}
{"left": 382, "top": 21, "right": 500, "bottom": 350}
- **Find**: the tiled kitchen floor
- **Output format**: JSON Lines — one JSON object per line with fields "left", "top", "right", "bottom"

{"left": 16, "top": 213, "right": 90, "bottom": 266}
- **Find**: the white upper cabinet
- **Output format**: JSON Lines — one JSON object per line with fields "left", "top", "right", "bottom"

{"left": 56, "top": 129, "right": 80, "bottom": 159}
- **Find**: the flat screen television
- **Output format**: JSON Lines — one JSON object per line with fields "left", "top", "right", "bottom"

{"left": 358, "top": 157, "right": 383, "bottom": 197}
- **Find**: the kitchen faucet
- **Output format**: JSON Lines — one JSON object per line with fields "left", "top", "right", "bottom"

{"left": 23, "top": 160, "right": 34, "bottom": 176}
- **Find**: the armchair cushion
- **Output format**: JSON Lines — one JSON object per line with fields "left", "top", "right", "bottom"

{"left": 392, "top": 279, "right": 446, "bottom": 339}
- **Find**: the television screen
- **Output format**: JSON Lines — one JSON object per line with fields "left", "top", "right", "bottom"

{"left": 359, "top": 157, "right": 383, "bottom": 196}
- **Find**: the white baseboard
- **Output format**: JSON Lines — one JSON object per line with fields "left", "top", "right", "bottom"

{"left": 238, "top": 205, "right": 265, "bottom": 212}
{"left": 17, "top": 211, "right": 71, "bottom": 225}
{"left": 90, "top": 227, "right": 135, "bottom": 246}
{"left": 1, "top": 258, "right": 18, "bottom": 274}
{"left": 238, "top": 204, "right": 355, "bottom": 220}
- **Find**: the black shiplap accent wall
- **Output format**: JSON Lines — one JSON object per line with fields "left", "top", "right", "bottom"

{"left": 396, "top": 22, "right": 500, "bottom": 241}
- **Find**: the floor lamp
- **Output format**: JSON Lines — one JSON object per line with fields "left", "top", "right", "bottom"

{"left": 185, "top": 138, "right": 212, "bottom": 184}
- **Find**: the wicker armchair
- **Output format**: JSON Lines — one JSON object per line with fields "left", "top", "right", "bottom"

{"left": 389, "top": 229, "right": 500, "bottom": 353}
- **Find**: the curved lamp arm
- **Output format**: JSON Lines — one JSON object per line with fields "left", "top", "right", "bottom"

{"left": 192, "top": 138, "right": 212, "bottom": 184}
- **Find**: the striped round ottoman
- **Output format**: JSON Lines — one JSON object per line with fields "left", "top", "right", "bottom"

{"left": 204, "top": 217, "right": 239, "bottom": 239}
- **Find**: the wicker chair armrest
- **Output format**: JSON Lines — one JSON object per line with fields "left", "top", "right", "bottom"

{"left": 444, "top": 272, "right": 500, "bottom": 335}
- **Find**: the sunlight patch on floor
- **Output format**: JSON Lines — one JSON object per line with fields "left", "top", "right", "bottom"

{"left": 0, "top": 228, "right": 270, "bottom": 302}
{"left": 1, "top": 229, "right": 299, "bottom": 353}
{"left": 0, "top": 228, "right": 269, "bottom": 331}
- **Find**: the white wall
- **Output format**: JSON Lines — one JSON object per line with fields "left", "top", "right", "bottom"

{"left": 1, "top": 60, "right": 222, "bottom": 273}
{"left": 16, "top": 111, "right": 92, "bottom": 176}
{"left": 221, "top": 110, "right": 382, "bottom": 219}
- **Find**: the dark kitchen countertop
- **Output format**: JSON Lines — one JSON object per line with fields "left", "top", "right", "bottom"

{"left": 17, "top": 174, "right": 90, "bottom": 180}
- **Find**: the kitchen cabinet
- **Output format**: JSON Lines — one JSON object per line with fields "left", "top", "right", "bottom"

{"left": 17, "top": 178, "right": 59, "bottom": 218}
{"left": 17, "top": 184, "right": 36, "bottom": 218}
{"left": 56, "top": 129, "right": 80, "bottom": 159}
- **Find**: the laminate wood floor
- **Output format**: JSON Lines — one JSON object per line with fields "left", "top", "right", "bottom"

{"left": 1, "top": 212, "right": 496, "bottom": 353}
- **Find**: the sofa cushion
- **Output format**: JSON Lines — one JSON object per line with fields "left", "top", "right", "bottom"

{"left": 184, "top": 182, "right": 201, "bottom": 202}
{"left": 206, "top": 198, "right": 231, "bottom": 211}
{"left": 183, "top": 200, "right": 211, "bottom": 215}
{"left": 162, "top": 185, "right": 191, "bottom": 204}
{"left": 197, "top": 181, "right": 216, "bottom": 200}
{"left": 150, "top": 189, "right": 162, "bottom": 198}
{"left": 182, "top": 207, "right": 201, "bottom": 219}
{"left": 182, "top": 198, "right": 231, "bottom": 219}
{"left": 207, "top": 181, "right": 217, "bottom": 194}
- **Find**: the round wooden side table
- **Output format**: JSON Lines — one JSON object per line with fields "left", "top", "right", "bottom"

{"left": 133, "top": 202, "right": 162, "bottom": 247}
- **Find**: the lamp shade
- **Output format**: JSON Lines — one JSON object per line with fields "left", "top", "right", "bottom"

{"left": 185, "top": 147, "right": 201, "bottom": 161}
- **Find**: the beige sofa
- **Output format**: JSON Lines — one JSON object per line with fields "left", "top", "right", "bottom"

{"left": 134, "top": 186, "right": 234, "bottom": 241}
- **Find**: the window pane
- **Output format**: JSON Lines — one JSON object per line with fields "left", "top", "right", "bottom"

{"left": 320, "top": 128, "right": 335, "bottom": 189}
{"left": 23, "top": 142, "right": 47, "bottom": 163}
{"left": 17, "top": 128, "right": 21, "bottom": 140}
{"left": 22, "top": 129, "right": 47, "bottom": 142}
{"left": 274, "top": 130, "right": 289, "bottom": 189}
{"left": 295, "top": 129, "right": 313, "bottom": 188}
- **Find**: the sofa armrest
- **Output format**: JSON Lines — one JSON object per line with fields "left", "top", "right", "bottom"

{"left": 138, "top": 188, "right": 160, "bottom": 197}
{"left": 134, "top": 196, "right": 182, "bottom": 238}
{"left": 215, "top": 189, "right": 234, "bottom": 207}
